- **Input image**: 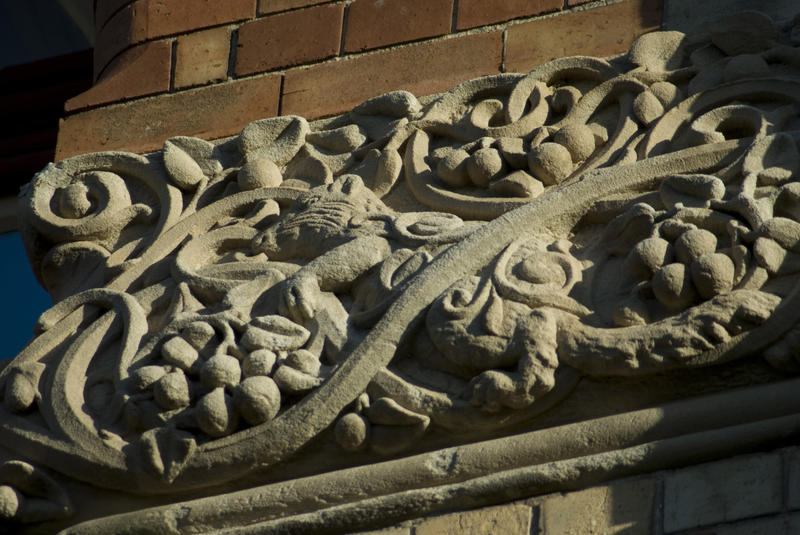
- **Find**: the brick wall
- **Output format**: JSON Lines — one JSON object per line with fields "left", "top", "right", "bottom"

{"left": 55, "top": 0, "right": 663, "bottom": 160}
{"left": 356, "top": 446, "right": 800, "bottom": 535}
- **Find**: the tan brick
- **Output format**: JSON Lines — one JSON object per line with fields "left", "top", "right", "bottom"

{"left": 282, "top": 30, "right": 502, "bottom": 119}
{"left": 175, "top": 26, "right": 232, "bottom": 89}
{"left": 67, "top": 40, "right": 172, "bottom": 112}
{"left": 540, "top": 477, "right": 656, "bottom": 535}
{"left": 258, "top": 0, "right": 329, "bottom": 15}
{"left": 699, "top": 514, "right": 800, "bottom": 535}
{"left": 56, "top": 74, "right": 281, "bottom": 159}
{"left": 94, "top": 1, "right": 148, "bottom": 79}
{"left": 663, "top": 453, "right": 783, "bottom": 532}
{"left": 144, "top": 0, "right": 256, "bottom": 39}
{"left": 236, "top": 4, "right": 344, "bottom": 75}
{"left": 505, "top": 0, "right": 662, "bottom": 74}
{"left": 456, "top": 0, "right": 562, "bottom": 30}
{"left": 344, "top": 0, "right": 453, "bottom": 53}
{"left": 415, "top": 504, "right": 531, "bottom": 535}
{"left": 785, "top": 447, "right": 800, "bottom": 509}
{"left": 350, "top": 529, "right": 410, "bottom": 535}
{"left": 96, "top": 0, "right": 136, "bottom": 30}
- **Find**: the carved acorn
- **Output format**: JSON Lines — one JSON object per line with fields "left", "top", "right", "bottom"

{"left": 0, "top": 485, "right": 22, "bottom": 520}
{"left": 691, "top": 253, "right": 735, "bottom": 299}
{"left": 58, "top": 182, "right": 92, "bottom": 219}
{"left": 153, "top": 372, "right": 191, "bottom": 410}
{"left": 652, "top": 262, "right": 698, "bottom": 311}
{"left": 436, "top": 149, "right": 471, "bottom": 187}
{"left": 527, "top": 142, "right": 572, "bottom": 186}
{"left": 129, "top": 365, "right": 168, "bottom": 392}
{"left": 627, "top": 237, "right": 673, "bottom": 280}
{"left": 196, "top": 388, "right": 239, "bottom": 437}
{"left": 238, "top": 157, "right": 283, "bottom": 190}
{"left": 233, "top": 376, "right": 281, "bottom": 425}
{"left": 4, "top": 373, "right": 36, "bottom": 413}
{"left": 200, "top": 354, "right": 241, "bottom": 390}
{"left": 334, "top": 413, "right": 369, "bottom": 452}
{"left": 242, "top": 349, "right": 277, "bottom": 378}
{"left": 674, "top": 229, "right": 718, "bottom": 263}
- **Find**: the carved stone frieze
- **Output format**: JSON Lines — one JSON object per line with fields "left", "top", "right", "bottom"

{"left": 4, "top": 10, "right": 800, "bottom": 533}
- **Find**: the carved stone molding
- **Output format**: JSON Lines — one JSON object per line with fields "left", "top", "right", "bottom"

{"left": 4, "top": 10, "right": 800, "bottom": 533}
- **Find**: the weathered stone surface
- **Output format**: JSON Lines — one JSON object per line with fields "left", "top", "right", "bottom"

{"left": 8, "top": 9, "right": 800, "bottom": 534}
{"left": 540, "top": 478, "right": 656, "bottom": 534}
{"left": 415, "top": 504, "right": 531, "bottom": 534}
{"left": 663, "top": 453, "right": 783, "bottom": 531}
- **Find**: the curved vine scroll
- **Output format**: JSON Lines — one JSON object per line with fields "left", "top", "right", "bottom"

{"left": 3, "top": 11, "right": 800, "bottom": 505}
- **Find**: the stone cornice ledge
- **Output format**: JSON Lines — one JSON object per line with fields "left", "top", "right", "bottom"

{"left": 3, "top": 9, "right": 800, "bottom": 534}
{"left": 64, "top": 378, "right": 800, "bottom": 534}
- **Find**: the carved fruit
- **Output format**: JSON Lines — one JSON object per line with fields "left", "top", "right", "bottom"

{"left": 334, "top": 413, "right": 369, "bottom": 451}
{"left": 4, "top": 373, "right": 36, "bottom": 412}
{"left": 234, "top": 376, "right": 281, "bottom": 425}
{"left": 488, "top": 170, "right": 543, "bottom": 198}
{"left": 652, "top": 263, "right": 697, "bottom": 311}
{"left": 553, "top": 124, "right": 595, "bottom": 162}
{"left": 285, "top": 349, "right": 321, "bottom": 375}
{"left": 238, "top": 157, "right": 282, "bottom": 190}
{"left": 242, "top": 349, "right": 277, "bottom": 378}
{"left": 659, "top": 174, "right": 725, "bottom": 208}
{"left": 627, "top": 237, "right": 673, "bottom": 280}
{"left": 0, "top": 485, "right": 22, "bottom": 520}
{"left": 691, "top": 253, "right": 735, "bottom": 299}
{"left": 58, "top": 182, "right": 92, "bottom": 219}
{"left": 130, "top": 365, "right": 169, "bottom": 392}
{"left": 633, "top": 91, "right": 664, "bottom": 125}
{"left": 196, "top": 388, "right": 238, "bottom": 437}
{"left": 200, "top": 354, "right": 241, "bottom": 389}
{"left": 466, "top": 148, "right": 504, "bottom": 187}
{"left": 675, "top": 229, "right": 718, "bottom": 264}
{"left": 528, "top": 142, "right": 572, "bottom": 186}
{"left": 242, "top": 315, "right": 310, "bottom": 352}
{"left": 153, "top": 371, "right": 191, "bottom": 410}
{"left": 272, "top": 365, "right": 322, "bottom": 395}
{"left": 161, "top": 336, "right": 200, "bottom": 372}
{"left": 436, "top": 149, "right": 471, "bottom": 187}
{"left": 181, "top": 321, "right": 216, "bottom": 351}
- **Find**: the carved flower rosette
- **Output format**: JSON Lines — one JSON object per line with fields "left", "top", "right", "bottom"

{"left": 3, "top": 11, "right": 800, "bottom": 516}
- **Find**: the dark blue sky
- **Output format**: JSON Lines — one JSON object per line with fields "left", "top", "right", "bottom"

{"left": 0, "top": 232, "right": 52, "bottom": 359}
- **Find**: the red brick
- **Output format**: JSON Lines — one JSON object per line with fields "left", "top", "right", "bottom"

{"left": 457, "top": 0, "right": 562, "bottom": 30}
{"left": 344, "top": 0, "right": 453, "bottom": 53}
{"left": 505, "top": 0, "right": 662, "bottom": 74}
{"left": 258, "top": 0, "right": 329, "bottom": 15}
{"left": 94, "top": 1, "right": 148, "bottom": 79}
{"left": 175, "top": 26, "right": 232, "bottom": 89}
{"left": 236, "top": 4, "right": 344, "bottom": 75}
{"left": 56, "top": 74, "right": 281, "bottom": 159}
{"left": 282, "top": 30, "right": 503, "bottom": 119}
{"left": 67, "top": 40, "right": 172, "bottom": 112}
{"left": 145, "top": 0, "right": 256, "bottom": 39}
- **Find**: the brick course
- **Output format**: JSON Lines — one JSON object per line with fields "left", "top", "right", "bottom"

{"left": 456, "top": 0, "right": 563, "bottom": 30}
{"left": 505, "top": 0, "right": 662, "bottom": 73}
{"left": 344, "top": 0, "right": 454, "bottom": 53}
{"left": 175, "top": 26, "right": 233, "bottom": 89}
{"left": 258, "top": 0, "right": 331, "bottom": 15}
{"left": 68, "top": 40, "right": 172, "bottom": 112}
{"left": 56, "top": 74, "right": 281, "bottom": 159}
{"left": 282, "top": 30, "right": 503, "bottom": 119}
{"left": 236, "top": 4, "right": 345, "bottom": 75}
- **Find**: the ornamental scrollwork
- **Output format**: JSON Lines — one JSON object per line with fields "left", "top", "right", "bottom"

{"left": 2, "top": 10, "right": 800, "bottom": 503}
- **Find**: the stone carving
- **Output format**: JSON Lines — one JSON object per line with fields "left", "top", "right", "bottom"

{"left": 4, "top": 10, "right": 800, "bottom": 532}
